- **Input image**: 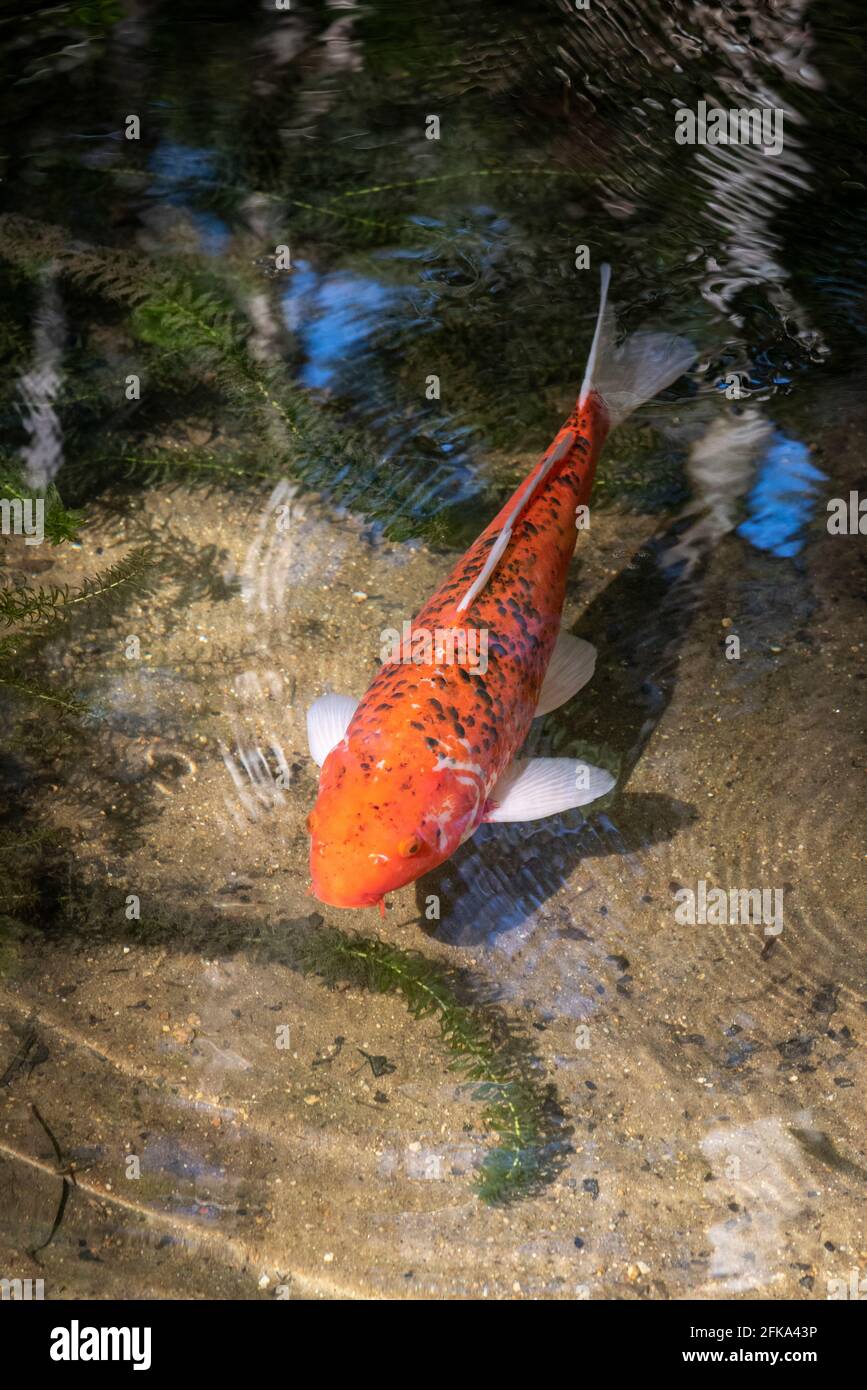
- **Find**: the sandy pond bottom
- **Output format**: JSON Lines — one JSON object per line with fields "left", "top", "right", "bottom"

{"left": 0, "top": 401, "right": 865, "bottom": 1301}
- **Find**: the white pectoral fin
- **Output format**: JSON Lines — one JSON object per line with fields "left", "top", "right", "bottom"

{"left": 535, "top": 633, "right": 597, "bottom": 717}
{"left": 306, "top": 693, "right": 359, "bottom": 766}
{"left": 484, "top": 757, "right": 615, "bottom": 823}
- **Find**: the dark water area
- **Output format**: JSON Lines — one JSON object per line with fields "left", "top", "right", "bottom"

{"left": 0, "top": 0, "right": 865, "bottom": 1303}
{"left": 3, "top": 0, "right": 867, "bottom": 535}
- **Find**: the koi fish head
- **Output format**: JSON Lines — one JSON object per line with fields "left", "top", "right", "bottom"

{"left": 308, "top": 741, "right": 483, "bottom": 910}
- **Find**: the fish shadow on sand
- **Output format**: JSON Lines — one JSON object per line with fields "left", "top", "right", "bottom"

{"left": 419, "top": 530, "right": 708, "bottom": 947}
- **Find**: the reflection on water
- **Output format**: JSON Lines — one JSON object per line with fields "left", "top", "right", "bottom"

{"left": 739, "top": 430, "right": 825, "bottom": 558}
{"left": 669, "top": 411, "right": 824, "bottom": 568}
{"left": 17, "top": 270, "right": 65, "bottom": 490}
{"left": 701, "top": 1118, "right": 812, "bottom": 1295}
{"left": 149, "top": 142, "right": 231, "bottom": 257}
{"left": 1, "top": 0, "right": 866, "bottom": 1301}
{"left": 687, "top": 0, "right": 826, "bottom": 356}
{"left": 284, "top": 263, "right": 397, "bottom": 390}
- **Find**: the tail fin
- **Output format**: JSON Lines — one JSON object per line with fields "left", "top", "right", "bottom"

{"left": 455, "top": 265, "right": 695, "bottom": 614}
{"left": 580, "top": 263, "right": 695, "bottom": 428}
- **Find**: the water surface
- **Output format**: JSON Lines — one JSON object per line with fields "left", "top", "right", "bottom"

{"left": 0, "top": 0, "right": 865, "bottom": 1299}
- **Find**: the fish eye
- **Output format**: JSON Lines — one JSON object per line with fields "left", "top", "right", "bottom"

{"left": 398, "top": 835, "right": 421, "bottom": 858}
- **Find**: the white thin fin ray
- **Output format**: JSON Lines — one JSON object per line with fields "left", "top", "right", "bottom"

{"left": 306, "top": 693, "right": 359, "bottom": 767}
{"left": 457, "top": 265, "right": 613, "bottom": 615}
{"left": 578, "top": 261, "right": 612, "bottom": 408}
{"left": 535, "top": 633, "right": 597, "bottom": 717}
{"left": 456, "top": 522, "right": 514, "bottom": 616}
{"left": 484, "top": 757, "right": 615, "bottom": 823}
{"left": 455, "top": 426, "right": 576, "bottom": 614}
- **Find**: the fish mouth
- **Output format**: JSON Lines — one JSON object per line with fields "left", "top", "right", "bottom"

{"left": 311, "top": 880, "right": 383, "bottom": 910}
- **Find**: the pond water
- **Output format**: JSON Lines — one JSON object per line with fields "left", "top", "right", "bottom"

{"left": 0, "top": 0, "right": 865, "bottom": 1299}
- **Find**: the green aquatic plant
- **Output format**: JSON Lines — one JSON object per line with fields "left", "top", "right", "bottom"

{"left": 0, "top": 545, "right": 157, "bottom": 713}
{"left": 65, "top": 0, "right": 123, "bottom": 30}
{"left": 0, "top": 213, "right": 466, "bottom": 538}
{"left": 0, "top": 827, "right": 566, "bottom": 1202}
{"left": 0, "top": 546, "right": 155, "bottom": 630}
{"left": 284, "top": 919, "right": 565, "bottom": 1204}
{"left": 0, "top": 216, "right": 294, "bottom": 435}
{"left": 62, "top": 441, "right": 282, "bottom": 492}
{"left": 0, "top": 469, "right": 84, "bottom": 546}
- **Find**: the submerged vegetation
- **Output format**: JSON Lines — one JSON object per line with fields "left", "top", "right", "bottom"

{"left": 0, "top": 191, "right": 572, "bottom": 1200}
{"left": 0, "top": 840, "right": 563, "bottom": 1204}
{"left": 0, "top": 529, "right": 156, "bottom": 712}
{"left": 286, "top": 920, "right": 565, "bottom": 1203}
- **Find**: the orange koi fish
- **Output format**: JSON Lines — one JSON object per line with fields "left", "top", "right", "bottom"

{"left": 306, "top": 266, "right": 694, "bottom": 911}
